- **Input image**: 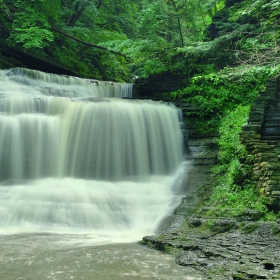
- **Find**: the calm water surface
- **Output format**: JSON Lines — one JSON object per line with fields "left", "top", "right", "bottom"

{"left": 0, "top": 234, "right": 202, "bottom": 280}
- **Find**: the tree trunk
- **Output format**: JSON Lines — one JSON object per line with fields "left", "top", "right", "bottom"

{"left": 170, "top": 0, "right": 184, "bottom": 46}
{"left": 96, "top": 0, "right": 105, "bottom": 9}
{"left": 68, "top": 0, "right": 105, "bottom": 27}
{"left": 68, "top": 0, "right": 92, "bottom": 27}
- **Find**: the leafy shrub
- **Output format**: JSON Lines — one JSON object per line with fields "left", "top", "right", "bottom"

{"left": 170, "top": 65, "right": 279, "bottom": 133}
{"left": 208, "top": 105, "right": 268, "bottom": 217}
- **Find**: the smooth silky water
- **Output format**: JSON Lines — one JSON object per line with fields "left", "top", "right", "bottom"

{"left": 0, "top": 68, "right": 201, "bottom": 279}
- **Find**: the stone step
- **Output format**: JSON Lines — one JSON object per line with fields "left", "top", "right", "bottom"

{"left": 262, "top": 135, "right": 280, "bottom": 140}
{"left": 262, "top": 127, "right": 280, "bottom": 136}
{"left": 265, "top": 107, "right": 280, "bottom": 115}
{"left": 264, "top": 126, "right": 280, "bottom": 132}
{"left": 265, "top": 111, "right": 280, "bottom": 117}
{"left": 262, "top": 140, "right": 278, "bottom": 145}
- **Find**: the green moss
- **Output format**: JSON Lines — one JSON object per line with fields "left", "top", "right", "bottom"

{"left": 207, "top": 220, "right": 236, "bottom": 233}
{"left": 232, "top": 273, "right": 247, "bottom": 280}
{"left": 163, "top": 244, "right": 174, "bottom": 253}
{"left": 240, "top": 223, "right": 258, "bottom": 234}
{"left": 271, "top": 224, "right": 280, "bottom": 236}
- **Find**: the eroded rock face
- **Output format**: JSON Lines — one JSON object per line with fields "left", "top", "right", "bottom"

{"left": 175, "top": 223, "right": 280, "bottom": 280}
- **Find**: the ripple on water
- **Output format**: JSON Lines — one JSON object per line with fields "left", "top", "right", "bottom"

{"left": 0, "top": 234, "right": 202, "bottom": 280}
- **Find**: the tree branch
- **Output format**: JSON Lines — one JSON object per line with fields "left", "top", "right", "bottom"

{"left": 51, "top": 27, "right": 127, "bottom": 58}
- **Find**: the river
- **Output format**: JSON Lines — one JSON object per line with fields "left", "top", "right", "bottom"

{"left": 0, "top": 234, "right": 202, "bottom": 280}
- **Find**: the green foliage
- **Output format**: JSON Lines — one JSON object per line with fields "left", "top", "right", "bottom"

{"left": 6, "top": 0, "right": 61, "bottom": 48}
{"left": 102, "top": 38, "right": 171, "bottom": 78}
{"left": 0, "top": 0, "right": 278, "bottom": 82}
{"left": 136, "top": 0, "right": 224, "bottom": 45}
{"left": 207, "top": 220, "right": 236, "bottom": 233}
{"left": 240, "top": 223, "right": 258, "bottom": 234}
{"left": 271, "top": 223, "right": 280, "bottom": 235}
{"left": 10, "top": 27, "right": 54, "bottom": 48}
{"left": 218, "top": 106, "right": 252, "bottom": 166}
{"left": 228, "top": 0, "right": 280, "bottom": 24}
{"left": 0, "top": 0, "right": 132, "bottom": 79}
{"left": 224, "top": 0, "right": 280, "bottom": 68}
{"left": 170, "top": 66, "right": 278, "bottom": 132}
{"left": 264, "top": 211, "right": 279, "bottom": 222}
{"left": 208, "top": 105, "right": 268, "bottom": 217}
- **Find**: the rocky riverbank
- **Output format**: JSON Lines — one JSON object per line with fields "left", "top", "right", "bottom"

{"left": 142, "top": 214, "right": 280, "bottom": 280}
{"left": 142, "top": 87, "right": 280, "bottom": 279}
{"left": 141, "top": 129, "right": 280, "bottom": 280}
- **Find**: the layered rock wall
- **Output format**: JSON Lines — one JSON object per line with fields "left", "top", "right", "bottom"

{"left": 240, "top": 80, "right": 280, "bottom": 210}
{"left": 157, "top": 103, "right": 219, "bottom": 233}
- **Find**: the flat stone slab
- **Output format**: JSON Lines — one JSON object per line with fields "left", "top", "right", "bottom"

{"left": 142, "top": 222, "right": 280, "bottom": 280}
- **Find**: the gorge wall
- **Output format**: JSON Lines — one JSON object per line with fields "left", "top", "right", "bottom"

{"left": 240, "top": 79, "right": 280, "bottom": 211}
{"left": 142, "top": 81, "right": 280, "bottom": 280}
{"left": 134, "top": 71, "right": 280, "bottom": 213}
{"left": 176, "top": 78, "right": 280, "bottom": 214}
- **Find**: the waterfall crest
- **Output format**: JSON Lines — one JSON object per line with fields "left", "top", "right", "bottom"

{"left": 0, "top": 67, "right": 133, "bottom": 98}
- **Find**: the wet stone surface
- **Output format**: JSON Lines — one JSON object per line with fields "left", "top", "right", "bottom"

{"left": 143, "top": 221, "right": 280, "bottom": 279}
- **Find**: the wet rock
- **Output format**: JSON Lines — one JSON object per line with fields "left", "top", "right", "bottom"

{"left": 208, "top": 219, "right": 236, "bottom": 233}
{"left": 188, "top": 218, "right": 203, "bottom": 227}
{"left": 142, "top": 221, "right": 280, "bottom": 279}
{"left": 232, "top": 273, "right": 247, "bottom": 280}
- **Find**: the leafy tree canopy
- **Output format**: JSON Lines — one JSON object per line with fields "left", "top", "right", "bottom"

{"left": 0, "top": 0, "right": 279, "bottom": 82}
{"left": 0, "top": 0, "right": 226, "bottom": 79}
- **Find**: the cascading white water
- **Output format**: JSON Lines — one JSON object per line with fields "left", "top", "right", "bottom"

{"left": 0, "top": 68, "right": 185, "bottom": 242}
{"left": 1, "top": 67, "right": 133, "bottom": 98}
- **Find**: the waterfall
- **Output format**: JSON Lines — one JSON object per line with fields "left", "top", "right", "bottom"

{"left": 0, "top": 68, "right": 184, "bottom": 241}
{"left": 1, "top": 67, "right": 133, "bottom": 98}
